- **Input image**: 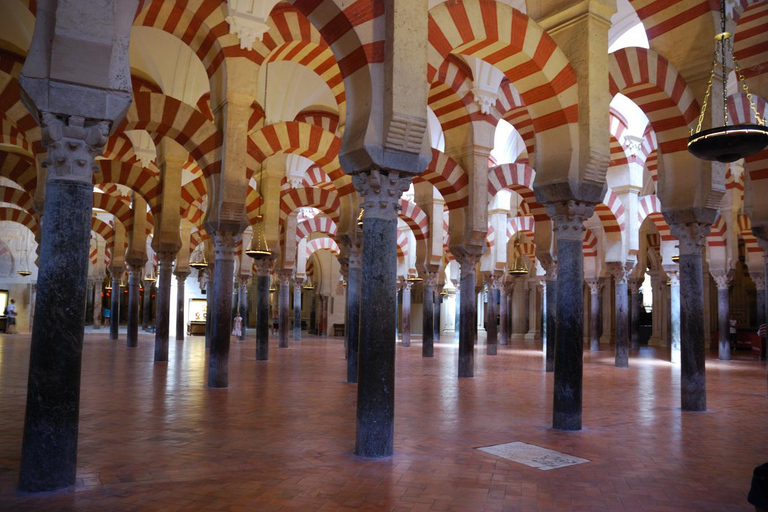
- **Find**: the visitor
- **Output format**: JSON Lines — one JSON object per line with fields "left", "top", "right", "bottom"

{"left": 231, "top": 313, "right": 243, "bottom": 339}
{"left": 6, "top": 299, "right": 17, "bottom": 334}
{"left": 730, "top": 315, "right": 738, "bottom": 349}
{"left": 104, "top": 308, "right": 111, "bottom": 327}
{"left": 749, "top": 463, "right": 768, "bottom": 511}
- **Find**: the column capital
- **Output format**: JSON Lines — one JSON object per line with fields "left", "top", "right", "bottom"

{"left": 543, "top": 260, "right": 558, "bottom": 281}
{"left": 254, "top": 258, "right": 274, "bottom": 277}
{"left": 606, "top": 261, "right": 634, "bottom": 284}
{"left": 422, "top": 271, "right": 439, "bottom": 287}
{"left": 628, "top": 278, "right": 642, "bottom": 294}
{"left": 156, "top": 250, "right": 176, "bottom": 271}
{"left": 174, "top": 271, "right": 190, "bottom": 282}
{"left": 546, "top": 200, "right": 595, "bottom": 241}
{"left": 211, "top": 231, "right": 240, "bottom": 262}
{"left": 403, "top": 280, "right": 413, "bottom": 291}
{"left": 669, "top": 222, "right": 711, "bottom": 255}
{"left": 338, "top": 259, "right": 349, "bottom": 279}
{"left": 455, "top": 252, "right": 481, "bottom": 271}
{"left": 753, "top": 274, "right": 766, "bottom": 291}
{"left": 293, "top": 278, "right": 303, "bottom": 293}
{"left": 667, "top": 270, "right": 680, "bottom": 287}
{"left": 238, "top": 275, "right": 250, "bottom": 287}
{"left": 277, "top": 269, "right": 293, "bottom": 285}
{"left": 586, "top": 278, "right": 603, "bottom": 294}
{"left": 712, "top": 273, "right": 732, "bottom": 290}
{"left": 352, "top": 169, "right": 412, "bottom": 221}
{"left": 41, "top": 113, "right": 109, "bottom": 184}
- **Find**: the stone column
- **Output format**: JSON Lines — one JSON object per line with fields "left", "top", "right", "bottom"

{"left": 109, "top": 271, "right": 121, "bottom": 340}
{"left": 525, "top": 282, "right": 540, "bottom": 340}
{"left": 669, "top": 222, "right": 710, "bottom": 411}
{"left": 548, "top": 201, "right": 593, "bottom": 431}
{"left": 629, "top": 278, "right": 642, "bottom": 351}
{"left": 18, "top": 114, "right": 108, "bottom": 492}
{"left": 238, "top": 277, "right": 248, "bottom": 341}
{"left": 422, "top": 271, "right": 437, "bottom": 358}
{"left": 175, "top": 272, "right": 188, "bottom": 340}
{"left": 486, "top": 275, "right": 499, "bottom": 355}
{"left": 293, "top": 280, "right": 303, "bottom": 342}
{"left": 353, "top": 170, "right": 410, "bottom": 458}
{"left": 401, "top": 281, "right": 412, "bottom": 347}
{"left": 587, "top": 279, "right": 603, "bottom": 351}
{"left": 499, "top": 284, "right": 508, "bottom": 345}
{"left": 141, "top": 275, "right": 152, "bottom": 331}
{"left": 755, "top": 274, "right": 766, "bottom": 332}
{"left": 207, "top": 232, "right": 238, "bottom": 388}
{"left": 453, "top": 281, "right": 460, "bottom": 342}
{"left": 255, "top": 259, "right": 272, "bottom": 361}
{"left": 544, "top": 264, "right": 557, "bottom": 372}
{"left": 126, "top": 263, "right": 143, "bottom": 348}
{"left": 649, "top": 271, "right": 663, "bottom": 346}
{"left": 153, "top": 252, "right": 175, "bottom": 362}
{"left": 435, "top": 285, "right": 442, "bottom": 342}
{"left": 278, "top": 270, "right": 292, "bottom": 349}
{"left": 713, "top": 274, "right": 732, "bottom": 360}
{"left": 668, "top": 270, "right": 681, "bottom": 364}
{"left": 607, "top": 262, "right": 632, "bottom": 368}
{"left": 92, "top": 280, "right": 103, "bottom": 329}
{"left": 456, "top": 253, "right": 481, "bottom": 377}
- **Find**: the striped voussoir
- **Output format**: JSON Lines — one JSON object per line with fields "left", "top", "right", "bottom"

{"left": 0, "top": 186, "right": 32, "bottom": 213}
{"left": 396, "top": 229, "right": 409, "bottom": 261}
{"left": 487, "top": 162, "right": 547, "bottom": 221}
{"left": 428, "top": 58, "right": 478, "bottom": 133}
{"left": 180, "top": 176, "right": 208, "bottom": 221}
{"left": 0, "top": 68, "right": 41, "bottom": 153}
{"left": 0, "top": 151, "right": 37, "bottom": 197}
{"left": 596, "top": 189, "right": 626, "bottom": 235}
{"left": 637, "top": 194, "right": 673, "bottom": 241}
{"left": 0, "top": 206, "right": 37, "bottom": 235}
{"left": 249, "top": 122, "right": 340, "bottom": 169}
{"left": 93, "top": 192, "right": 135, "bottom": 234}
{"left": 413, "top": 148, "right": 469, "bottom": 210}
{"left": 428, "top": 0, "right": 578, "bottom": 136}
{"left": 295, "top": 111, "right": 340, "bottom": 136}
{"left": 0, "top": 115, "right": 31, "bottom": 155}
{"left": 103, "top": 134, "right": 141, "bottom": 165}
{"left": 399, "top": 199, "right": 430, "bottom": 242}
{"left": 95, "top": 160, "right": 162, "bottom": 216}
{"left": 732, "top": 93, "right": 768, "bottom": 183}
{"left": 583, "top": 229, "right": 599, "bottom": 258}
{"left": 737, "top": 213, "right": 763, "bottom": 255}
{"left": 734, "top": 1, "right": 768, "bottom": 80}
{"left": 497, "top": 80, "right": 535, "bottom": 162}
{"left": 306, "top": 236, "right": 339, "bottom": 259}
{"left": 506, "top": 216, "right": 535, "bottom": 239}
{"left": 296, "top": 216, "right": 338, "bottom": 242}
{"left": 706, "top": 214, "right": 727, "bottom": 248}
{"left": 609, "top": 108, "right": 629, "bottom": 168}
{"left": 609, "top": 47, "right": 698, "bottom": 157}
{"left": 279, "top": 186, "right": 341, "bottom": 227}
{"left": 302, "top": 166, "right": 335, "bottom": 190}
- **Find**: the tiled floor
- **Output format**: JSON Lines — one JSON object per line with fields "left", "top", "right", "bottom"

{"left": 0, "top": 331, "right": 766, "bottom": 511}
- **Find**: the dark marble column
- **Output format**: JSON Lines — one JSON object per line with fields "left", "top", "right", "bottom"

{"left": 453, "top": 281, "right": 460, "bottom": 342}
{"left": 175, "top": 272, "right": 188, "bottom": 340}
{"left": 755, "top": 275, "right": 766, "bottom": 329}
{"left": 668, "top": 269, "right": 681, "bottom": 364}
{"left": 486, "top": 275, "right": 499, "bottom": 355}
{"left": 586, "top": 279, "right": 603, "bottom": 351}
{"left": 435, "top": 285, "right": 442, "bottom": 341}
{"left": 548, "top": 201, "right": 593, "bottom": 431}
{"left": 456, "top": 253, "right": 481, "bottom": 378}
{"left": 153, "top": 251, "right": 175, "bottom": 362}
{"left": 207, "top": 232, "right": 239, "bottom": 388}
{"left": 126, "top": 263, "right": 143, "bottom": 348}
{"left": 109, "top": 270, "right": 122, "bottom": 341}
{"left": 544, "top": 264, "right": 557, "bottom": 373}
{"left": 607, "top": 262, "right": 632, "bottom": 368}
{"left": 353, "top": 170, "right": 410, "bottom": 458}
{"left": 238, "top": 277, "right": 248, "bottom": 341}
{"left": 141, "top": 275, "right": 152, "bottom": 331}
{"left": 401, "top": 281, "right": 412, "bottom": 347}
{"left": 255, "top": 259, "right": 272, "bottom": 361}
{"left": 204, "top": 267, "right": 213, "bottom": 348}
{"left": 346, "top": 248, "right": 361, "bottom": 382}
{"left": 293, "top": 280, "right": 303, "bottom": 342}
{"left": 18, "top": 115, "right": 108, "bottom": 492}
{"left": 499, "top": 284, "right": 508, "bottom": 345}
{"left": 629, "top": 278, "right": 642, "bottom": 351}
{"left": 422, "top": 271, "right": 437, "bottom": 358}
{"left": 669, "top": 222, "right": 710, "bottom": 412}
{"left": 92, "top": 280, "right": 103, "bottom": 329}
{"left": 278, "top": 270, "right": 292, "bottom": 348}
{"left": 713, "top": 274, "right": 731, "bottom": 360}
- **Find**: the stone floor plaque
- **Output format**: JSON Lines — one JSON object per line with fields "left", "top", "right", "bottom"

{"left": 477, "top": 441, "right": 590, "bottom": 471}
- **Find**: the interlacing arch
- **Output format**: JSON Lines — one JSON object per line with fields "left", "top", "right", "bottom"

{"left": 706, "top": 214, "right": 727, "bottom": 249}
{"left": 0, "top": 185, "right": 33, "bottom": 213}
{"left": 496, "top": 80, "right": 535, "bottom": 163}
{"left": 583, "top": 229, "right": 598, "bottom": 258}
{"left": 134, "top": 0, "right": 229, "bottom": 79}
{"left": 609, "top": 108, "right": 629, "bottom": 168}
{"left": 0, "top": 151, "right": 38, "bottom": 198}
{"left": 638, "top": 194, "right": 673, "bottom": 240}
{"left": 413, "top": 148, "right": 469, "bottom": 210}
{"left": 93, "top": 192, "right": 134, "bottom": 232}
{"left": 306, "top": 237, "right": 340, "bottom": 259}
{"left": 399, "top": 199, "right": 429, "bottom": 242}
{"left": 506, "top": 216, "right": 535, "bottom": 239}
{"left": 279, "top": 187, "right": 341, "bottom": 226}
{"left": 102, "top": 133, "right": 142, "bottom": 166}
{"left": 428, "top": 57, "right": 478, "bottom": 133}
{"left": 487, "top": 163, "right": 547, "bottom": 221}
{"left": 296, "top": 216, "right": 338, "bottom": 242}
{"left": 295, "top": 110, "right": 340, "bottom": 136}
{"left": 95, "top": 160, "right": 161, "bottom": 214}
{"left": 596, "top": 190, "right": 626, "bottom": 235}
{"left": 428, "top": 0, "right": 578, "bottom": 142}
{"left": 737, "top": 213, "right": 763, "bottom": 255}
{"left": 121, "top": 92, "right": 222, "bottom": 178}
{"left": 0, "top": 206, "right": 38, "bottom": 235}
{"left": 91, "top": 217, "right": 117, "bottom": 253}
{"left": 180, "top": 176, "right": 208, "bottom": 222}
{"left": 609, "top": 48, "right": 698, "bottom": 158}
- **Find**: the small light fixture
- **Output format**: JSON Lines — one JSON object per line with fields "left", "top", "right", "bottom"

{"left": 16, "top": 270, "right": 31, "bottom": 277}
{"left": 190, "top": 253, "right": 208, "bottom": 270}
{"left": 246, "top": 216, "right": 272, "bottom": 259}
{"left": 508, "top": 237, "right": 529, "bottom": 276}
{"left": 357, "top": 208, "right": 364, "bottom": 227}
{"left": 687, "top": 0, "right": 768, "bottom": 162}
{"left": 302, "top": 275, "right": 314, "bottom": 290}
{"left": 671, "top": 254, "right": 680, "bottom": 263}
{"left": 406, "top": 272, "right": 423, "bottom": 283}
{"left": 144, "top": 264, "right": 157, "bottom": 283}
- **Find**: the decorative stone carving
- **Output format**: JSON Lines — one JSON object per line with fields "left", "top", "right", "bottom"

{"left": 668, "top": 271, "right": 680, "bottom": 287}
{"left": 225, "top": 0, "right": 276, "bottom": 50}
{"left": 352, "top": 169, "right": 412, "bottom": 221}
{"left": 471, "top": 87, "right": 499, "bottom": 115}
{"left": 669, "top": 222, "right": 711, "bottom": 255}
{"left": 254, "top": 257, "right": 274, "bottom": 277}
{"left": 606, "top": 262, "right": 634, "bottom": 284}
{"left": 586, "top": 279, "right": 603, "bottom": 295}
{"left": 41, "top": 114, "right": 108, "bottom": 183}
{"left": 712, "top": 274, "right": 732, "bottom": 290}
{"left": 212, "top": 231, "right": 240, "bottom": 261}
{"left": 385, "top": 113, "right": 428, "bottom": 154}
{"left": 628, "top": 279, "right": 642, "bottom": 295}
{"left": 546, "top": 201, "right": 595, "bottom": 241}
{"left": 156, "top": 251, "right": 175, "bottom": 271}
{"left": 753, "top": 275, "right": 766, "bottom": 292}
{"left": 278, "top": 270, "right": 292, "bottom": 286}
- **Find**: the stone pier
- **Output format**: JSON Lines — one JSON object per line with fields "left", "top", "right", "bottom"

{"left": 175, "top": 272, "right": 188, "bottom": 340}
{"left": 608, "top": 262, "right": 632, "bottom": 368}
{"left": 255, "top": 259, "right": 272, "bottom": 361}
{"left": 153, "top": 252, "right": 175, "bottom": 362}
{"left": 278, "top": 270, "right": 292, "bottom": 349}
{"left": 126, "top": 263, "right": 143, "bottom": 348}
{"left": 207, "top": 232, "right": 238, "bottom": 388}
{"left": 714, "top": 274, "right": 731, "bottom": 360}
{"left": 422, "top": 271, "right": 437, "bottom": 358}
{"left": 456, "top": 253, "right": 480, "bottom": 378}
{"left": 587, "top": 279, "right": 603, "bottom": 351}
{"left": 401, "top": 281, "right": 412, "bottom": 347}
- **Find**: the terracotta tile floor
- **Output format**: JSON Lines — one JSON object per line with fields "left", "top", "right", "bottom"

{"left": 0, "top": 331, "right": 766, "bottom": 511}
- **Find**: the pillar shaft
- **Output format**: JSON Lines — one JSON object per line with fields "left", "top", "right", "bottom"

{"left": 175, "top": 273, "right": 188, "bottom": 340}
{"left": 545, "top": 269, "right": 557, "bottom": 372}
{"left": 353, "top": 170, "right": 410, "bottom": 458}
{"left": 126, "top": 265, "right": 143, "bottom": 347}
{"left": 278, "top": 271, "right": 292, "bottom": 348}
{"left": 207, "top": 232, "right": 238, "bottom": 388}
{"left": 153, "top": 253, "right": 175, "bottom": 362}
{"left": 669, "top": 271, "right": 681, "bottom": 364}
{"left": 549, "top": 202, "right": 592, "bottom": 431}
{"left": 238, "top": 278, "right": 248, "bottom": 341}
{"left": 608, "top": 263, "right": 632, "bottom": 368}
{"left": 713, "top": 275, "right": 731, "bottom": 360}
{"left": 293, "top": 281, "right": 302, "bottom": 342}
{"left": 587, "top": 280, "right": 602, "bottom": 351}
{"left": 422, "top": 273, "right": 437, "bottom": 358}
{"left": 255, "top": 260, "right": 272, "bottom": 361}
{"left": 486, "top": 277, "right": 498, "bottom": 355}
{"left": 401, "top": 282, "right": 412, "bottom": 346}
{"left": 629, "top": 279, "right": 641, "bottom": 351}
{"left": 19, "top": 115, "right": 108, "bottom": 492}
{"left": 92, "top": 281, "right": 103, "bottom": 329}
{"left": 141, "top": 276, "right": 152, "bottom": 330}
{"left": 456, "top": 255, "right": 479, "bottom": 377}
{"left": 499, "top": 286, "right": 508, "bottom": 345}
{"left": 110, "top": 274, "right": 121, "bottom": 340}
{"left": 346, "top": 250, "right": 361, "bottom": 382}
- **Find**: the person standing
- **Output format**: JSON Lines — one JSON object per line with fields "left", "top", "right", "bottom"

{"left": 6, "top": 299, "right": 17, "bottom": 334}
{"left": 729, "top": 315, "right": 738, "bottom": 350}
{"left": 231, "top": 313, "right": 243, "bottom": 339}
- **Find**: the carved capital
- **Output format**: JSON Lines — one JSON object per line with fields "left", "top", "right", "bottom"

{"left": 753, "top": 274, "right": 766, "bottom": 292}
{"left": 238, "top": 276, "right": 250, "bottom": 288}
{"left": 278, "top": 269, "right": 293, "bottom": 286}
{"left": 586, "top": 278, "right": 603, "bottom": 294}
{"left": 455, "top": 252, "right": 481, "bottom": 273}
{"left": 546, "top": 201, "right": 594, "bottom": 241}
{"left": 669, "top": 222, "right": 711, "bottom": 255}
{"left": 543, "top": 261, "right": 558, "bottom": 281}
{"left": 606, "top": 262, "right": 634, "bottom": 285}
{"left": 254, "top": 258, "right": 274, "bottom": 277}
{"left": 156, "top": 251, "right": 176, "bottom": 271}
{"left": 403, "top": 280, "right": 413, "bottom": 291}
{"left": 628, "top": 279, "right": 642, "bottom": 294}
{"left": 712, "top": 274, "right": 732, "bottom": 290}
{"left": 352, "top": 169, "right": 412, "bottom": 222}
{"left": 422, "top": 271, "right": 439, "bottom": 288}
{"left": 174, "top": 271, "right": 190, "bottom": 284}
{"left": 293, "top": 279, "right": 303, "bottom": 293}
{"left": 212, "top": 231, "right": 240, "bottom": 261}
{"left": 41, "top": 113, "right": 109, "bottom": 183}
{"left": 337, "top": 259, "right": 349, "bottom": 280}
{"left": 667, "top": 270, "right": 680, "bottom": 287}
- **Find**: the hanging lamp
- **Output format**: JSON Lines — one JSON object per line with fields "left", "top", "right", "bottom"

{"left": 189, "top": 249, "right": 208, "bottom": 270}
{"left": 687, "top": 0, "right": 768, "bottom": 162}
{"left": 143, "top": 263, "right": 157, "bottom": 282}
{"left": 508, "top": 237, "right": 529, "bottom": 276}
{"left": 406, "top": 271, "right": 423, "bottom": 283}
{"left": 246, "top": 215, "right": 272, "bottom": 259}
{"left": 302, "top": 275, "right": 314, "bottom": 290}
{"left": 357, "top": 207, "right": 365, "bottom": 227}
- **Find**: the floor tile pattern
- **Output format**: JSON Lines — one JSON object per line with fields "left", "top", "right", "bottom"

{"left": 0, "top": 332, "right": 766, "bottom": 511}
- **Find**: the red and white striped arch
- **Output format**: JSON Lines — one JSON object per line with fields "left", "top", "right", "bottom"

{"left": 295, "top": 110, "right": 340, "bottom": 135}
{"left": 638, "top": 194, "right": 673, "bottom": 240}
{"left": 296, "top": 216, "right": 338, "bottom": 242}
{"left": 506, "top": 216, "right": 535, "bottom": 239}
{"left": 279, "top": 187, "right": 341, "bottom": 225}
{"left": 730, "top": 93, "right": 768, "bottom": 186}
{"left": 93, "top": 192, "right": 135, "bottom": 232}
{"left": 0, "top": 114, "right": 31, "bottom": 155}
{"left": 0, "top": 206, "right": 37, "bottom": 234}
{"left": 583, "top": 229, "right": 599, "bottom": 258}
{"left": 249, "top": 122, "right": 340, "bottom": 167}
{"left": 487, "top": 163, "right": 547, "bottom": 221}
{"left": 306, "top": 237, "right": 340, "bottom": 259}
{"left": 737, "top": 213, "right": 764, "bottom": 256}
{"left": 396, "top": 229, "right": 409, "bottom": 262}
{"left": 609, "top": 107, "right": 629, "bottom": 168}
{"left": 706, "top": 214, "right": 727, "bottom": 248}
{"left": 595, "top": 190, "right": 626, "bottom": 235}
{"left": 428, "top": 57, "right": 477, "bottom": 133}
{"left": 121, "top": 92, "right": 222, "bottom": 178}
{"left": 91, "top": 217, "right": 116, "bottom": 252}
{"left": 609, "top": 48, "right": 698, "bottom": 159}
{"left": 413, "top": 148, "right": 469, "bottom": 210}
{"left": 0, "top": 150, "right": 37, "bottom": 197}
{"left": 428, "top": 1, "right": 578, "bottom": 136}
{"left": 0, "top": 185, "right": 33, "bottom": 213}
{"left": 95, "top": 160, "right": 162, "bottom": 215}
{"left": 496, "top": 79, "right": 535, "bottom": 164}
{"left": 734, "top": 1, "right": 768, "bottom": 80}
{"left": 0, "top": 65, "right": 41, "bottom": 153}
{"left": 399, "top": 199, "right": 430, "bottom": 242}
{"left": 103, "top": 133, "right": 141, "bottom": 165}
